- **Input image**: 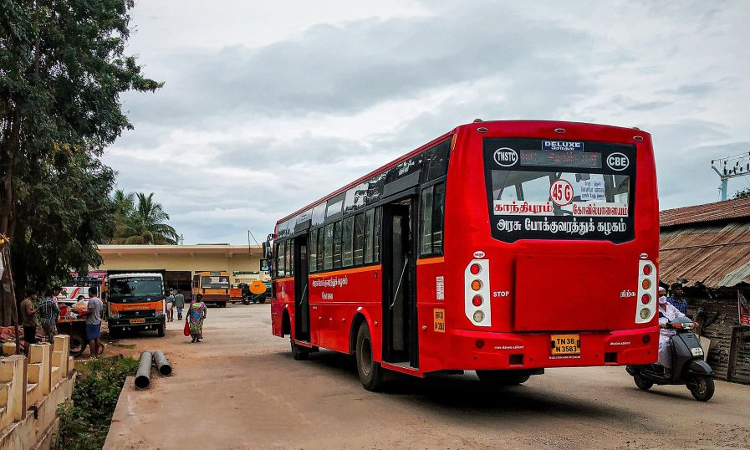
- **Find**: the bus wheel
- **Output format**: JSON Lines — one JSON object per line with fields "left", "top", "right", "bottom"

{"left": 356, "top": 323, "right": 384, "bottom": 391}
{"left": 109, "top": 327, "right": 120, "bottom": 339}
{"left": 476, "top": 370, "right": 530, "bottom": 389}
{"left": 157, "top": 323, "right": 165, "bottom": 337}
{"left": 258, "top": 299, "right": 266, "bottom": 304}
{"left": 291, "top": 341, "right": 309, "bottom": 360}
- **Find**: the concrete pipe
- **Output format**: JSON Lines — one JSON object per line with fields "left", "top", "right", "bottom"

{"left": 153, "top": 350, "right": 172, "bottom": 376}
{"left": 135, "top": 351, "right": 153, "bottom": 389}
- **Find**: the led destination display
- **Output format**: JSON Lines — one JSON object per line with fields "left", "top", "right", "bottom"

{"left": 520, "top": 150, "right": 602, "bottom": 169}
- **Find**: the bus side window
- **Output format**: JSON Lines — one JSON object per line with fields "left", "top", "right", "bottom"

{"left": 342, "top": 216, "right": 354, "bottom": 267}
{"left": 420, "top": 186, "right": 434, "bottom": 255}
{"left": 309, "top": 229, "right": 318, "bottom": 272}
{"left": 420, "top": 182, "right": 445, "bottom": 256}
{"left": 364, "top": 209, "right": 375, "bottom": 264}
{"left": 279, "top": 240, "right": 287, "bottom": 277}
{"left": 288, "top": 240, "right": 294, "bottom": 277}
{"left": 432, "top": 183, "right": 445, "bottom": 253}
{"left": 333, "top": 220, "right": 343, "bottom": 269}
{"left": 353, "top": 213, "right": 365, "bottom": 265}
{"left": 317, "top": 228, "right": 324, "bottom": 272}
{"left": 323, "top": 223, "right": 333, "bottom": 270}
{"left": 373, "top": 207, "right": 382, "bottom": 262}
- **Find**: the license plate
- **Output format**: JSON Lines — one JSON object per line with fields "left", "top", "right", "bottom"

{"left": 551, "top": 334, "right": 581, "bottom": 355}
{"left": 129, "top": 318, "right": 146, "bottom": 324}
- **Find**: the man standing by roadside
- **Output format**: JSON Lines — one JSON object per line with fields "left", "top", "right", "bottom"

{"left": 167, "top": 289, "right": 174, "bottom": 322}
{"left": 20, "top": 291, "right": 38, "bottom": 354}
{"left": 86, "top": 286, "right": 105, "bottom": 357}
{"left": 52, "top": 285, "right": 63, "bottom": 305}
{"left": 38, "top": 289, "right": 60, "bottom": 343}
{"left": 174, "top": 290, "right": 185, "bottom": 320}
{"left": 668, "top": 283, "right": 688, "bottom": 316}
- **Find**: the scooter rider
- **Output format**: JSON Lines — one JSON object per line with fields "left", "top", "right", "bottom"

{"left": 658, "top": 286, "right": 690, "bottom": 376}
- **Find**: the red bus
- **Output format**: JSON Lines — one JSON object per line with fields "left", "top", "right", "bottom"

{"left": 269, "top": 120, "right": 659, "bottom": 391}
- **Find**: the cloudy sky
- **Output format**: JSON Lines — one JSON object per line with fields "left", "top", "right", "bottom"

{"left": 105, "top": 0, "right": 750, "bottom": 244}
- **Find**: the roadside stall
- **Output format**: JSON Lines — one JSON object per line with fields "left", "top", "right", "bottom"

{"left": 56, "top": 299, "right": 90, "bottom": 356}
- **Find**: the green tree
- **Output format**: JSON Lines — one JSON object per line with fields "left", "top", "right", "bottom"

{"left": 733, "top": 188, "right": 750, "bottom": 199}
{"left": 112, "top": 192, "right": 179, "bottom": 245}
{"left": 0, "top": 0, "right": 162, "bottom": 323}
{"left": 111, "top": 188, "right": 135, "bottom": 238}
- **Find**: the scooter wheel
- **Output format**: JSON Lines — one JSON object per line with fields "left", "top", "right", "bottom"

{"left": 689, "top": 375, "right": 714, "bottom": 402}
{"left": 634, "top": 374, "right": 653, "bottom": 391}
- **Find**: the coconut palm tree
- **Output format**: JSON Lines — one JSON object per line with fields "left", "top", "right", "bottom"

{"left": 111, "top": 189, "right": 135, "bottom": 239}
{"left": 111, "top": 192, "right": 179, "bottom": 244}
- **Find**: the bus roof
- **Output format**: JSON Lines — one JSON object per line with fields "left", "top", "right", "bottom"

{"left": 274, "top": 120, "right": 649, "bottom": 226}
{"left": 108, "top": 273, "right": 164, "bottom": 279}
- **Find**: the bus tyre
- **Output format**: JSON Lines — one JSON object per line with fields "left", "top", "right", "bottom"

{"left": 109, "top": 327, "right": 120, "bottom": 339}
{"left": 356, "top": 323, "right": 384, "bottom": 391}
{"left": 689, "top": 375, "right": 714, "bottom": 402}
{"left": 157, "top": 323, "right": 165, "bottom": 337}
{"left": 291, "top": 341, "right": 309, "bottom": 360}
{"left": 634, "top": 374, "right": 653, "bottom": 391}
{"left": 259, "top": 298, "right": 266, "bottom": 304}
{"left": 476, "top": 370, "right": 530, "bottom": 389}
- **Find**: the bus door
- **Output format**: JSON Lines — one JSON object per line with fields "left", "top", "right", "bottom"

{"left": 382, "top": 198, "right": 418, "bottom": 367}
{"left": 293, "top": 235, "right": 311, "bottom": 342}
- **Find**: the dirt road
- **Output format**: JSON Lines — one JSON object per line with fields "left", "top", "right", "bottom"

{"left": 102, "top": 304, "right": 750, "bottom": 450}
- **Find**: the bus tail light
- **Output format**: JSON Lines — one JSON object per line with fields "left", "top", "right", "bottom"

{"left": 465, "top": 259, "right": 491, "bottom": 327}
{"left": 635, "top": 259, "right": 656, "bottom": 324}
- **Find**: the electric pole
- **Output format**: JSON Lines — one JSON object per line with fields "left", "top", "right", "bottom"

{"left": 711, "top": 152, "right": 750, "bottom": 200}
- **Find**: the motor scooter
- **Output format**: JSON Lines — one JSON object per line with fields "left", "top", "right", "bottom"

{"left": 626, "top": 316, "right": 715, "bottom": 401}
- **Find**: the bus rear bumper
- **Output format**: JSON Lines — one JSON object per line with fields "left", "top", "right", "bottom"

{"left": 441, "top": 327, "right": 659, "bottom": 371}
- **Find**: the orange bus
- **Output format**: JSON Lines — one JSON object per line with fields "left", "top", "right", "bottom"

{"left": 192, "top": 271, "right": 232, "bottom": 307}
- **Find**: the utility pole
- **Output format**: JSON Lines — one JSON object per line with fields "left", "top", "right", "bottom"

{"left": 711, "top": 152, "right": 750, "bottom": 201}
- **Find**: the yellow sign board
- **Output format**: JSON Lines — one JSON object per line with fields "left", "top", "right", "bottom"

{"left": 433, "top": 308, "right": 445, "bottom": 333}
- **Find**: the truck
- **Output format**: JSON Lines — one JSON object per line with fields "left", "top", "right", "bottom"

{"left": 107, "top": 272, "right": 166, "bottom": 338}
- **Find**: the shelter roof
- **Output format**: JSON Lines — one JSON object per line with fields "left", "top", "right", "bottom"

{"left": 98, "top": 244, "right": 261, "bottom": 256}
{"left": 659, "top": 222, "right": 750, "bottom": 288}
{"left": 660, "top": 197, "right": 750, "bottom": 228}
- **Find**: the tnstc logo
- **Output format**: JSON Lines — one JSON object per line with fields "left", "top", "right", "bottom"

{"left": 493, "top": 147, "right": 518, "bottom": 167}
{"left": 607, "top": 152, "right": 630, "bottom": 171}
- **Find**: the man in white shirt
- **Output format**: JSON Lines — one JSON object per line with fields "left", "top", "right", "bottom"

{"left": 657, "top": 286, "right": 687, "bottom": 376}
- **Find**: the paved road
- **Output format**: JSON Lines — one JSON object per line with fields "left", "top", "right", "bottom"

{"left": 103, "top": 304, "right": 750, "bottom": 450}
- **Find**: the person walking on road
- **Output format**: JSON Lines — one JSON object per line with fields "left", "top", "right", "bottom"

{"left": 20, "top": 291, "right": 39, "bottom": 354}
{"left": 187, "top": 294, "right": 207, "bottom": 343}
{"left": 38, "top": 289, "right": 60, "bottom": 343}
{"left": 174, "top": 290, "right": 185, "bottom": 320}
{"left": 166, "top": 290, "right": 175, "bottom": 322}
{"left": 86, "top": 286, "right": 105, "bottom": 357}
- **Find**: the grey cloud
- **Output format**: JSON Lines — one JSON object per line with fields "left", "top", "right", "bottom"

{"left": 122, "top": 5, "right": 594, "bottom": 125}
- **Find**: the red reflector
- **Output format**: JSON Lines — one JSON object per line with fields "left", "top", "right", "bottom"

{"left": 470, "top": 263, "right": 481, "bottom": 275}
{"left": 643, "top": 264, "right": 652, "bottom": 275}
{"left": 472, "top": 295, "right": 483, "bottom": 307}
{"left": 475, "top": 339, "right": 485, "bottom": 349}
{"left": 641, "top": 294, "right": 650, "bottom": 304}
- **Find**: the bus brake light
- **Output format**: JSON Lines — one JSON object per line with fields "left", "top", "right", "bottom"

{"left": 465, "top": 259, "right": 491, "bottom": 327}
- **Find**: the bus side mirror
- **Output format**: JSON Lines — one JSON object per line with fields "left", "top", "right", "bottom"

{"left": 262, "top": 242, "right": 272, "bottom": 259}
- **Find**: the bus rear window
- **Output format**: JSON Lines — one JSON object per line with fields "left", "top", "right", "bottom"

{"left": 484, "top": 138, "right": 636, "bottom": 243}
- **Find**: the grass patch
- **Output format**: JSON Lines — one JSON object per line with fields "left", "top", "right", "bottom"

{"left": 55, "top": 356, "right": 139, "bottom": 450}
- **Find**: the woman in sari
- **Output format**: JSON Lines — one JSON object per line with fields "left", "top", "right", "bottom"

{"left": 187, "top": 294, "right": 207, "bottom": 343}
